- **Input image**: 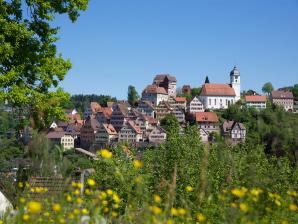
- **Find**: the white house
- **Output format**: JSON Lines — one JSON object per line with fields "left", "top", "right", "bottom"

{"left": 149, "top": 126, "right": 167, "bottom": 144}
{"left": 46, "top": 131, "right": 75, "bottom": 150}
{"left": 141, "top": 85, "right": 169, "bottom": 106}
{"left": 118, "top": 121, "right": 143, "bottom": 143}
{"left": 187, "top": 96, "right": 204, "bottom": 113}
{"left": 245, "top": 95, "right": 267, "bottom": 110}
{"left": 199, "top": 66, "right": 241, "bottom": 109}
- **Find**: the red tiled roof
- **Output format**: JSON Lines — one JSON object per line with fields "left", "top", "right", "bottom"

{"left": 128, "top": 120, "right": 142, "bottom": 134}
{"left": 175, "top": 97, "right": 187, "bottom": 102}
{"left": 102, "top": 124, "right": 117, "bottom": 135}
{"left": 143, "top": 85, "right": 167, "bottom": 94}
{"left": 245, "top": 95, "right": 266, "bottom": 102}
{"left": 98, "top": 107, "right": 113, "bottom": 118}
{"left": 271, "top": 91, "right": 294, "bottom": 99}
{"left": 200, "top": 83, "right": 236, "bottom": 96}
{"left": 195, "top": 112, "right": 219, "bottom": 123}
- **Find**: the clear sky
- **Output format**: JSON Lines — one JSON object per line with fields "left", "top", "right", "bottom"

{"left": 54, "top": 0, "right": 298, "bottom": 99}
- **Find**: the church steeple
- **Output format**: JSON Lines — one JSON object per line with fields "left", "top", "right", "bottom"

{"left": 230, "top": 66, "right": 241, "bottom": 101}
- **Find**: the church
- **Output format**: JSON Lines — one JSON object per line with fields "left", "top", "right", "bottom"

{"left": 199, "top": 66, "right": 241, "bottom": 110}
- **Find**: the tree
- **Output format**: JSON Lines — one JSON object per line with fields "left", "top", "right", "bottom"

{"left": 204, "top": 76, "right": 210, "bottom": 83}
{"left": 292, "top": 84, "right": 298, "bottom": 100}
{"left": 127, "top": 85, "right": 139, "bottom": 106}
{"left": 0, "top": 0, "right": 89, "bottom": 129}
{"left": 160, "top": 114, "right": 180, "bottom": 135}
{"left": 191, "top": 87, "right": 201, "bottom": 97}
{"left": 262, "top": 82, "right": 274, "bottom": 95}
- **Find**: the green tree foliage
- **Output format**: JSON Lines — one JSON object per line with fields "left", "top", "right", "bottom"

{"left": 204, "top": 76, "right": 210, "bottom": 83}
{"left": 191, "top": 87, "right": 201, "bottom": 97}
{"left": 160, "top": 114, "right": 180, "bottom": 136}
{"left": 0, "top": 0, "right": 89, "bottom": 129}
{"left": 127, "top": 85, "right": 139, "bottom": 106}
{"left": 262, "top": 82, "right": 274, "bottom": 95}
{"left": 292, "top": 84, "right": 298, "bottom": 100}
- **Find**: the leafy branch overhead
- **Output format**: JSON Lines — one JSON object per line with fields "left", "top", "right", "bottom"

{"left": 0, "top": 0, "right": 89, "bottom": 129}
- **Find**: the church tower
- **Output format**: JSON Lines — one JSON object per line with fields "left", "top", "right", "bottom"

{"left": 230, "top": 66, "right": 241, "bottom": 102}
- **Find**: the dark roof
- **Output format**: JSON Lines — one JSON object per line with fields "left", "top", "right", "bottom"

{"left": 153, "top": 74, "right": 177, "bottom": 82}
{"left": 223, "top": 120, "right": 245, "bottom": 133}
{"left": 271, "top": 91, "right": 294, "bottom": 99}
{"left": 46, "top": 131, "right": 68, "bottom": 139}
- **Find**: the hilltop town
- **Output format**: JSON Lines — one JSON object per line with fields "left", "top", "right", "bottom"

{"left": 45, "top": 67, "right": 298, "bottom": 153}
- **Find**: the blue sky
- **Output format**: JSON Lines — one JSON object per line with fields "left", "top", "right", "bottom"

{"left": 54, "top": 0, "right": 298, "bottom": 99}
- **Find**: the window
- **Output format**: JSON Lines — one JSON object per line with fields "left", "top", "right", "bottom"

{"left": 209, "top": 99, "right": 211, "bottom": 105}
{"left": 214, "top": 99, "right": 217, "bottom": 105}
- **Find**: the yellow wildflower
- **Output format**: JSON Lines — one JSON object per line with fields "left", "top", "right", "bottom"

{"left": 20, "top": 197, "right": 26, "bottom": 203}
{"left": 76, "top": 197, "right": 83, "bottom": 204}
{"left": 150, "top": 206, "right": 162, "bottom": 215}
{"left": 73, "top": 208, "right": 80, "bottom": 215}
{"left": 178, "top": 208, "right": 186, "bottom": 216}
{"left": 167, "top": 219, "right": 173, "bottom": 224}
{"left": 112, "top": 212, "right": 118, "bottom": 217}
{"left": 231, "top": 187, "right": 247, "bottom": 198}
{"left": 27, "top": 201, "right": 42, "bottom": 214}
{"left": 87, "top": 178, "right": 96, "bottom": 187}
{"left": 52, "top": 203, "right": 61, "bottom": 212}
{"left": 275, "top": 200, "right": 281, "bottom": 207}
{"left": 99, "top": 191, "right": 107, "bottom": 200}
{"left": 66, "top": 195, "right": 72, "bottom": 202}
{"left": 82, "top": 208, "right": 89, "bottom": 215}
{"left": 239, "top": 203, "right": 249, "bottom": 213}
{"left": 153, "top": 194, "right": 161, "bottom": 203}
{"left": 68, "top": 213, "right": 75, "bottom": 219}
{"left": 85, "top": 188, "right": 92, "bottom": 195}
{"left": 196, "top": 213, "right": 206, "bottom": 222}
{"left": 18, "top": 182, "right": 24, "bottom": 188}
{"left": 23, "top": 214, "right": 30, "bottom": 221}
{"left": 104, "top": 207, "right": 109, "bottom": 213}
{"left": 99, "top": 149, "right": 112, "bottom": 159}
{"left": 113, "top": 194, "right": 121, "bottom": 203}
{"left": 107, "top": 189, "right": 114, "bottom": 195}
{"left": 171, "top": 207, "right": 178, "bottom": 216}
{"left": 250, "top": 188, "right": 263, "bottom": 197}
{"left": 186, "top": 186, "right": 194, "bottom": 192}
{"left": 113, "top": 204, "right": 119, "bottom": 209}
{"left": 134, "top": 176, "right": 142, "bottom": 184}
{"left": 102, "top": 200, "right": 108, "bottom": 206}
{"left": 74, "top": 189, "right": 80, "bottom": 196}
{"left": 44, "top": 212, "right": 50, "bottom": 217}
{"left": 287, "top": 190, "right": 298, "bottom": 197}
{"left": 289, "top": 203, "right": 298, "bottom": 211}
{"left": 59, "top": 218, "right": 65, "bottom": 224}
{"left": 133, "top": 160, "right": 143, "bottom": 169}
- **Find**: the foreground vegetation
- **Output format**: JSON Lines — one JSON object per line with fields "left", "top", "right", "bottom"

{"left": 1, "top": 113, "right": 298, "bottom": 223}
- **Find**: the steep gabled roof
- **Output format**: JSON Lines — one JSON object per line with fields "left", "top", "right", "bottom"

{"left": 200, "top": 83, "right": 236, "bottom": 96}
{"left": 153, "top": 74, "right": 177, "bottom": 82}
{"left": 127, "top": 120, "right": 142, "bottom": 134}
{"left": 195, "top": 112, "right": 219, "bottom": 123}
{"left": 46, "top": 131, "right": 68, "bottom": 139}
